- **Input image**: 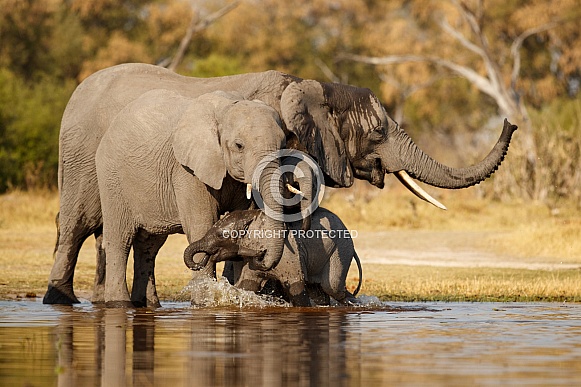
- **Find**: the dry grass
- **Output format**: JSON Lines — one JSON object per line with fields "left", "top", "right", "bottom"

{"left": 0, "top": 190, "right": 192, "bottom": 300}
{"left": 346, "top": 265, "right": 581, "bottom": 302}
{"left": 1, "top": 189, "right": 580, "bottom": 302}
{"left": 323, "top": 181, "right": 581, "bottom": 262}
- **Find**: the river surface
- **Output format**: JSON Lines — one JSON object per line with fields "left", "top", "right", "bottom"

{"left": 1, "top": 299, "right": 580, "bottom": 386}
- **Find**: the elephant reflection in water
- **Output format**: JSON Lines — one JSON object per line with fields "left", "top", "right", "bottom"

{"left": 53, "top": 307, "right": 358, "bottom": 385}
{"left": 184, "top": 311, "right": 354, "bottom": 386}
{"left": 55, "top": 308, "right": 154, "bottom": 386}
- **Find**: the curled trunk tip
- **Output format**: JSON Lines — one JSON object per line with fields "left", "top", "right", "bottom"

{"left": 184, "top": 241, "right": 210, "bottom": 270}
{"left": 399, "top": 118, "right": 518, "bottom": 190}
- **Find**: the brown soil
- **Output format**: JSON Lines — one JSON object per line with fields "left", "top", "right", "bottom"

{"left": 354, "top": 230, "right": 580, "bottom": 270}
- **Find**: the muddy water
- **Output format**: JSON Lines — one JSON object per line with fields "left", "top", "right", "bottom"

{"left": 1, "top": 300, "right": 580, "bottom": 386}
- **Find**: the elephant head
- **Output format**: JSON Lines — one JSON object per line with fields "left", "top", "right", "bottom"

{"left": 280, "top": 81, "right": 517, "bottom": 209}
{"left": 172, "top": 91, "right": 287, "bottom": 270}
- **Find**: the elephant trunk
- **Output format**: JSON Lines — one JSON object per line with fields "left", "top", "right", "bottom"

{"left": 297, "top": 161, "right": 313, "bottom": 232}
{"left": 184, "top": 239, "right": 212, "bottom": 271}
{"left": 387, "top": 118, "right": 517, "bottom": 189}
{"left": 252, "top": 158, "right": 285, "bottom": 271}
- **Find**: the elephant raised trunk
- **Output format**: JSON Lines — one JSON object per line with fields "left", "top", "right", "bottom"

{"left": 383, "top": 119, "right": 517, "bottom": 208}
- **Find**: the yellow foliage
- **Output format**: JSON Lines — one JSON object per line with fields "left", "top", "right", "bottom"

{"left": 79, "top": 32, "right": 152, "bottom": 81}
{"left": 145, "top": 0, "right": 193, "bottom": 55}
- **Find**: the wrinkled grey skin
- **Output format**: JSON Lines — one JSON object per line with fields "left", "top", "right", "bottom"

{"left": 95, "top": 90, "right": 286, "bottom": 307}
{"left": 184, "top": 208, "right": 362, "bottom": 306}
{"left": 44, "top": 63, "right": 516, "bottom": 305}
{"left": 281, "top": 156, "right": 315, "bottom": 232}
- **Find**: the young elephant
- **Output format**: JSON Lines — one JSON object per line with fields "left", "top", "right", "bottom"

{"left": 184, "top": 208, "right": 362, "bottom": 306}
{"left": 95, "top": 89, "right": 288, "bottom": 307}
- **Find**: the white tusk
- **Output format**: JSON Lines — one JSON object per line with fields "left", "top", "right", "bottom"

{"left": 286, "top": 183, "right": 304, "bottom": 196}
{"left": 246, "top": 183, "right": 252, "bottom": 200}
{"left": 395, "top": 171, "right": 447, "bottom": 210}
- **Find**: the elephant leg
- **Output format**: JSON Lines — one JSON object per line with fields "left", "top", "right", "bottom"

{"left": 272, "top": 244, "right": 310, "bottom": 306}
{"left": 223, "top": 260, "right": 246, "bottom": 284}
{"left": 222, "top": 261, "right": 235, "bottom": 284}
{"left": 306, "top": 283, "right": 331, "bottom": 306}
{"left": 92, "top": 227, "right": 106, "bottom": 304}
{"left": 282, "top": 280, "right": 310, "bottom": 307}
{"left": 235, "top": 265, "right": 263, "bottom": 293}
{"left": 43, "top": 213, "right": 96, "bottom": 304}
{"left": 320, "top": 258, "right": 350, "bottom": 304}
{"left": 131, "top": 232, "right": 167, "bottom": 308}
{"left": 102, "top": 211, "right": 135, "bottom": 307}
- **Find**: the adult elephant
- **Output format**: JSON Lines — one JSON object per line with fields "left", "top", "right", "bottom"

{"left": 44, "top": 63, "right": 517, "bottom": 304}
{"left": 97, "top": 90, "right": 286, "bottom": 307}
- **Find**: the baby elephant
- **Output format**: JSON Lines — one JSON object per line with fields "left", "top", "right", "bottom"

{"left": 184, "top": 208, "right": 362, "bottom": 306}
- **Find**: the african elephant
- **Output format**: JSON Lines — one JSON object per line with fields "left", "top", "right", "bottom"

{"left": 44, "top": 63, "right": 516, "bottom": 304}
{"left": 183, "top": 208, "right": 362, "bottom": 306}
{"left": 95, "top": 90, "right": 287, "bottom": 307}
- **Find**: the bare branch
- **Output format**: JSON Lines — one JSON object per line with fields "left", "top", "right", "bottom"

{"left": 451, "top": 0, "right": 482, "bottom": 37}
{"left": 438, "top": 17, "right": 485, "bottom": 58}
{"left": 167, "top": 1, "right": 239, "bottom": 72}
{"left": 342, "top": 53, "right": 497, "bottom": 98}
{"left": 510, "top": 21, "right": 558, "bottom": 87}
{"left": 449, "top": 0, "right": 504, "bottom": 92}
{"left": 314, "top": 58, "right": 341, "bottom": 83}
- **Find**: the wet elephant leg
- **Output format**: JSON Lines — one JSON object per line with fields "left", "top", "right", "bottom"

{"left": 102, "top": 209, "right": 135, "bottom": 307}
{"left": 222, "top": 261, "right": 235, "bottom": 284}
{"left": 44, "top": 183, "right": 103, "bottom": 304}
{"left": 320, "top": 261, "right": 349, "bottom": 304}
{"left": 92, "top": 227, "right": 106, "bottom": 303}
{"left": 235, "top": 265, "right": 264, "bottom": 293}
{"left": 43, "top": 214, "right": 96, "bottom": 304}
{"left": 283, "top": 281, "right": 310, "bottom": 307}
{"left": 306, "top": 283, "right": 330, "bottom": 306}
{"left": 278, "top": 241, "right": 310, "bottom": 306}
{"left": 131, "top": 232, "right": 168, "bottom": 308}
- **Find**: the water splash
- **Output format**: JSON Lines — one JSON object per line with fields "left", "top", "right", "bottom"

{"left": 179, "top": 273, "right": 393, "bottom": 309}
{"left": 181, "top": 273, "right": 290, "bottom": 308}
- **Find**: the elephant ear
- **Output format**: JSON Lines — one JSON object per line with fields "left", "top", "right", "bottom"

{"left": 172, "top": 96, "right": 227, "bottom": 190}
{"left": 280, "top": 80, "right": 353, "bottom": 187}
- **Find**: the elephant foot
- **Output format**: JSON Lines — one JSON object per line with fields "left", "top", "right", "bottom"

{"left": 131, "top": 299, "right": 161, "bottom": 308}
{"left": 287, "top": 282, "right": 310, "bottom": 307}
{"left": 104, "top": 300, "right": 135, "bottom": 308}
{"left": 306, "top": 284, "right": 330, "bottom": 306}
{"left": 42, "top": 284, "right": 80, "bottom": 304}
{"left": 91, "top": 284, "right": 105, "bottom": 304}
{"left": 338, "top": 291, "right": 360, "bottom": 306}
{"left": 131, "top": 294, "right": 161, "bottom": 308}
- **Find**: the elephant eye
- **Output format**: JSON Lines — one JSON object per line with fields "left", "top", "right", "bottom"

{"left": 369, "top": 126, "right": 385, "bottom": 141}
{"left": 234, "top": 141, "right": 244, "bottom": 151}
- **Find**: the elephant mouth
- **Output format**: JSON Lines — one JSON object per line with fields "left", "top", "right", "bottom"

{"left": 353, "top": 158, "right": 447, "bottom": 210}
{"left": 353, "top": 159, "right": 385, "bottom": 188}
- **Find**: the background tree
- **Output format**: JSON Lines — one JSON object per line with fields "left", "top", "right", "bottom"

{"left": 343, "top": 0, "right": 581, "bottom": 201}
{"left": 0, "top": 0, "right": 578, "bottom": 205}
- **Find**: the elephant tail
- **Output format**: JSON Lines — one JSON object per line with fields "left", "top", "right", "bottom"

{"left": 52, "top": 212, "right": 60, "bottom": 259}
{"left": 184, "top": 240, "right": 211, "bottom": 271}
{"left": 352, "top": 250, "right": 363, "bottom": 297}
